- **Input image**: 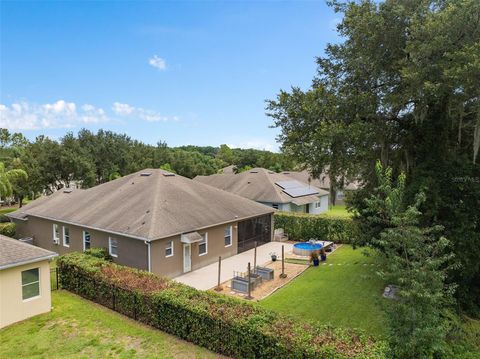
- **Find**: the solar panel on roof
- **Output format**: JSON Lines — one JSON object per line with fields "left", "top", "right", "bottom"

{"left": 275, "top": 180, "right": 304, "bottom": 189}
{"left": 283, "top": 187, "right": 318, "bottom": 198}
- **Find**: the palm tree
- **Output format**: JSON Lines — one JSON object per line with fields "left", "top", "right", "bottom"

{"left": 0, "top": 162, "right": 28, "bottom": 206}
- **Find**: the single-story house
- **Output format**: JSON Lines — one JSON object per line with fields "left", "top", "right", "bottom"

{"left": 281, "top": 170, "right": 360, "bottom": 205}
{"left": 8, "top": 169, "right": 274, "bottom": 278}
{"left": 0, "top": 235, "right": 57, "bottom": 328}
{"left": 194, "top": 168, "right": 329, "bottom": 214}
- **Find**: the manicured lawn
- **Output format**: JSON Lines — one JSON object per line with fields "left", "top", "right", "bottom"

{"left": 0, "top": 207, "right": 16, "bottom": 215}
{"left": 0, "top": 291, "right": 220, "bottom": 359}
{"left": 321, "top": 204, "right": 354, "bottom": 218}
{"left": 260, "top": 245, "right": 387, "bottom": 337}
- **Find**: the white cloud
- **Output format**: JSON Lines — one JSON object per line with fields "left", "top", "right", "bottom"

{"left": 0, "top": 100, "right": 109, "bottom": 130}
{"left": 112, "top": 102, "right": 177, "bottom": 122}
{"left": 148, "top": 55, "right": 167, "bottom": 71}
{"left": 227, "top": 139, "right": 279, "bottom": 152}
{"left": 112, "top": 102, "right": 135, "bottom": 115}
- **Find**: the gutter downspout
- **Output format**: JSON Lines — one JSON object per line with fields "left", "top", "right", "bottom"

{"left": 145, "top": 240, "right": 151, "bottom": 272}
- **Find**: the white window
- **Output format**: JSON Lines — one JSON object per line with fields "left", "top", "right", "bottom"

{"left": 224, "top": 226, "right": 232, "bottom": 247}
{"left": 22, "top": 268, "right": 40, "bottom": 300}
{"left": 315, "top": 201, "right": 321, "bottom": 209}
{"left": 109, "top": 237, "right": 118, "bottom": 257}
{"left": 165, "top": 241, "right": 173, "bottom": 257}
{"left": 53, "top": 224, "right": 60, "bottom": 244}
{"left": 83, "top": 231, "right": 91, "bottom": 251}
{"left": 62, "top": 226, "right": 70, "bottom": 247}
{"left": 198, "top": 233, "right": 208, "bottom": 256}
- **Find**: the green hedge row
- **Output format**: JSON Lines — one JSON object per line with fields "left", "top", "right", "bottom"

{"left": 57, "top": 252, "right": 385, "bottom": 358}
{"left": 0, "top": 222, "right": 15, "bottom": 237}
{"left": 274, "top": 212, "right": 359, "bottom": 243}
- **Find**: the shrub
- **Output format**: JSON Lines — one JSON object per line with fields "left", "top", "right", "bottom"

{"left": 0, "top": 214, "right": 11, "bottom": 223}
{"left": 57, "top": 252, "right": 386, "bottom": 358}
{"left": 274, "top": 212, "right": 359, "bottom": 244}
{"left": 0, "top": 222, "right": 15, "bottom": 237}
{"left": 84, "top": 247, "right": 113, "bottom": 261}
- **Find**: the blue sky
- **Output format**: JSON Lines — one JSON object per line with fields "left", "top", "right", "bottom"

{"left": 0, "top": 1, "right": 340, "bottom": 151}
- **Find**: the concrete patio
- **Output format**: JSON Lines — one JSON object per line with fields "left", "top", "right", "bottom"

{"left": 174, "top": 241, "right": 294, "bottom": 290}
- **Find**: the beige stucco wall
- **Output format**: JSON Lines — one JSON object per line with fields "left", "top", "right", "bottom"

{"left": 0, "top": 260, "right": 52, "bottom": 328}
{"left": 13, "top": 216, "right": 148, "bottom": 271}
{"left": 150, "top": 222, "right": 238, "bottom": 278}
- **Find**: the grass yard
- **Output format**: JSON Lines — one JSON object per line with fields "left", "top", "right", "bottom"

{"left": 0, "top": 207, "right": 16, "bottom": 215}
{"left": 0, "top": 291, "right": 220, "bottom": 359}
{"left": 260, "top": 245, "right": 387, "bottom": 338}
{"left": 321, "top": 204, "right": 354, "bottom": 218}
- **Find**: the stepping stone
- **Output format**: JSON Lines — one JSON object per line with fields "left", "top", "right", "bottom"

{"left": 329, "top": 264, "right": 333, "bottom": 266}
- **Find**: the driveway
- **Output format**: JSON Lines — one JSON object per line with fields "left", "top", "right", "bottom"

{"left": 173, "top": 242, "right": 293, "bottom": 290}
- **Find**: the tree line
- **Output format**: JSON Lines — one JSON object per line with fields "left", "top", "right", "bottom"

{"left": 0, "top": 128, "right": 295, "bottom": 206}
{"left": 267, "top": 0, "right": 479, "bottom": 357}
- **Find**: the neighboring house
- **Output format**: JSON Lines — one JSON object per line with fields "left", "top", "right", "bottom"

{"left": 220, "top": 165, "right": 236, "bottom": 174}
{"left": 194, "top": 168, "right": 329, "bottom": 214}
{"left": 0, "top": 235, "right": 57, "bottom": 328}
{"left": 8, "top": 169, "right": 274, "bottom": 278}
{"left": 281, "top": 170, "right": 360, "bottom": 205}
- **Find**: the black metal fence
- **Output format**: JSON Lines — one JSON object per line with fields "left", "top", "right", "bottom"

{"left": 50, "top": 267, "right": 59, "bottom": 291}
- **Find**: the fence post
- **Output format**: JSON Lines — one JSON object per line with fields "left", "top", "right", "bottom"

{"left": 280, "top": 245, "right": 287, "bottom": 278}
{"left": 246, "top": 262, "right": 253, "bottom": 300}
{"left": 56, "top": 267, "right": 59, "bottom": 290}
{"left": 112, "top": 286, "right": 116, "bottom": 311}
{"left": 214, "top": 256, "right": 223, "bottom": 291}
{"left": 133, "top": 293, "right": 137, "bottom": 320}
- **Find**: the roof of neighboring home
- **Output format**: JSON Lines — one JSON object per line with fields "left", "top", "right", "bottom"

{"left": 0, "top": 235, "right": 57, "bottom": 270}
{"left": 194, "top": 168, "right": 329, "bottom": 205}
{"left": 220, "top": 165, "right": 236, "bottom": 174}
{"left": 7, "top": 169, "right": 274, "bottom": 241}
{"left": 281, "top": 170, "right": 361, "bottom": 191}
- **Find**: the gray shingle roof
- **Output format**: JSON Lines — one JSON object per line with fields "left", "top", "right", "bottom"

{"left": 0, "top": 235, "right": 57, "bottom": 270}
{"left": 8, "top": 169, "right": 274, "bottom": 241}
{"left": 281, "top": 170, "right": 361, "bottom": 191}
{"left": 194, "top": 168, "right": 329, "bottom": 204}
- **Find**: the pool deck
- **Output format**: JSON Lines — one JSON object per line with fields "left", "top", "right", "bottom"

{"left": 174, "top": 241, "right": 294, "bottom": 290}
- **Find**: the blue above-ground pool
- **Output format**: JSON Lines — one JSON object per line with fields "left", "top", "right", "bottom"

{"left": 293, "top": 242, "right": 323, "bottom": 257}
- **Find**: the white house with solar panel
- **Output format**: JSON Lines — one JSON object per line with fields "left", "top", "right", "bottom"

{"left": 194, "top": 168, "right": 329, "bottom": 214}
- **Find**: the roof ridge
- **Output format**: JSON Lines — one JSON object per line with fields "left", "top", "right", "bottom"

{"left": 146, "top": 171, "right": 164, "bottom": 239}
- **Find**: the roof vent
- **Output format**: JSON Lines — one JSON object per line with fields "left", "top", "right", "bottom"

{"left": 249, "top": 170, "right": 258, "bottom": 173}
{"left": 268, "top": 171, "right": 274, "bottom": 174}
{"left": 163, "top": 173, "right": 175, "bottom": 177}
{"left": 63, "top": 189, "right": 73, "bottom": 193}
{"left": 140, "top": 172, "right": 152, "bottom": 176}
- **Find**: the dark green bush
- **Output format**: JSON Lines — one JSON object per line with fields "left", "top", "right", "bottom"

{"left": 0, "top": 222, "right": 15, "bottom": 237}
{"left": 0, "top": 214, "right": 11, "bottom": 223}
{"left": 84, "top": 247, "right": 113, "bottom": 261}
{"left": 57, "top": 252, "right": 385, "bottom": 358}
{"left": 274, "top": 212, "right": 359, "bottom": 244}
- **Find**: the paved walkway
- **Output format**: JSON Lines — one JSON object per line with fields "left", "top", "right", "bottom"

{"left": 174, "top": 242, "right": 293, "bottom": 290}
